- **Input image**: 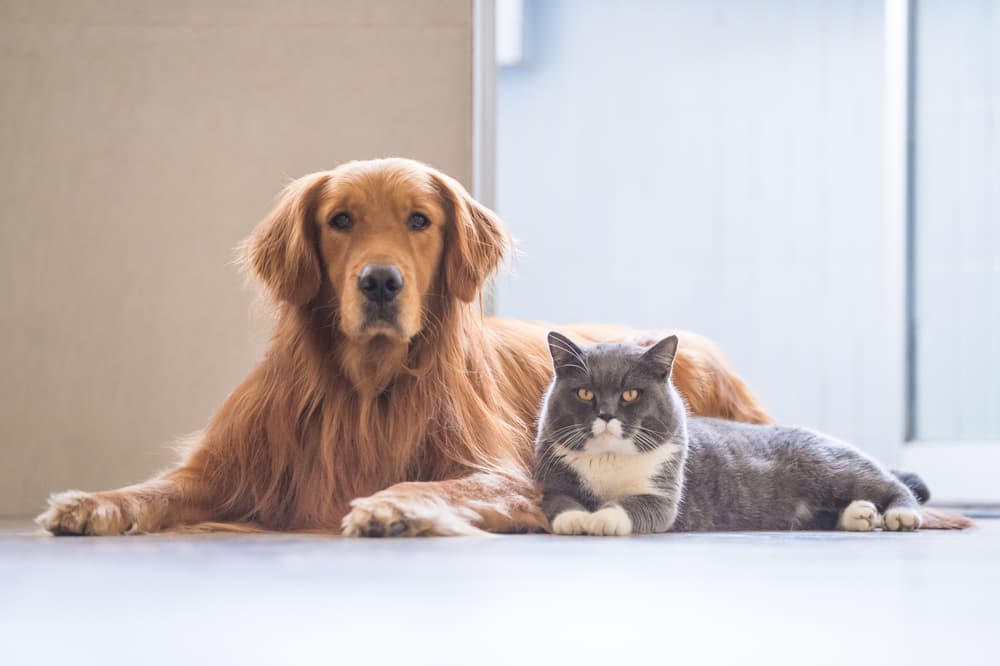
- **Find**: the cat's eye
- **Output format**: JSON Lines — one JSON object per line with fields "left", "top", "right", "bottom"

{"left": 576, "top": 388, "right": 594, "bottom": 402}
{"left": 622, "top": 389, "right": 640, "bottom": 402}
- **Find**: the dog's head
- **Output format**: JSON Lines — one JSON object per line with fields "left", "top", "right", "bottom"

{"left": 244, "top": 158, "right": 509, "bottom": 342}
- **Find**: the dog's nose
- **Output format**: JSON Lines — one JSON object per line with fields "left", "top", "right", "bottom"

{"left": 358, "top": 264, "right": 404, "bottom": 304}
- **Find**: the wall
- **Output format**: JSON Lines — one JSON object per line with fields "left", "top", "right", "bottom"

{"left": 0, "top": 0, "right": 475, "bottom": 517}
{"left": 912, "top": 0, "right": 1000, "bottom": 441}
{"left": 496, "top": 1, "right": 897, "bottom": 461}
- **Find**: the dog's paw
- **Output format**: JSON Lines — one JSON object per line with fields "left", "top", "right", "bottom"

{"left": 838, "top": 500, "right": 881, "bottom": 532}
{"left": 883, "top": 506, "right": 922, "bottom": 532}
{"left": 586, "top": 505, "right": 632, "bottom": 536}
{"left": 342, "top": 487, "right": 483, "bottom": 537}
{"left": 36, "top": 490, "right": 134, "bottom": 536}
{"left": 551, "top": 510, "right": 592, "bottom": 535}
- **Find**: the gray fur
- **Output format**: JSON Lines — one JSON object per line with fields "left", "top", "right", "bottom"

{"left": 535, "top": 333, "right": 924, "bottom": 534}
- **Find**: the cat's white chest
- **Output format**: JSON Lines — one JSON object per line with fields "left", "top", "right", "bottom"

{"left": 559, "top": 440, "right": 682, "bottom": 501}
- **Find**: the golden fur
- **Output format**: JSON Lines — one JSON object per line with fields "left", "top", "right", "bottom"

{"left": 36, "top": 157, "right": 964, "bottom": 536}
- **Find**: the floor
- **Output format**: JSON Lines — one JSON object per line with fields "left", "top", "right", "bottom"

{"left": 2, "top": 516, "right": 998, "bottom": 666}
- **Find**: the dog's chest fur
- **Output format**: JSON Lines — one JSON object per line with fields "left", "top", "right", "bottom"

{"left": 558, "top": 441, "right": 681, "bottom": 501}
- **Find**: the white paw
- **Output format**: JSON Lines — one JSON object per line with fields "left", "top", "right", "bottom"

{"left": 883, "top": 506, "right": 922, "bottom": 532}
{"left": 839, "top": 500, "right": 881, "bottom": 532}
{"left": 341, "top": 489, "right": 483, "bottom": 537}
{"left": 586, "top": 505, "right": 632, "bottom": 536}
{"left": 36, "top": 490, "right": 133, "bottom": 536}
{"left": 551, "top": 509, "right": 592, "bottom": 535}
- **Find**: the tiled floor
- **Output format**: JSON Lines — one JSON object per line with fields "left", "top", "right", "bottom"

{"left": 2, "top": 516, "right": 997, "bottom": 666}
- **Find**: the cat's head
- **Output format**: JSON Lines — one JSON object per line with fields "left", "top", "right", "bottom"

{"left": 541, "top": 332, "right": 686, "bottom": 456}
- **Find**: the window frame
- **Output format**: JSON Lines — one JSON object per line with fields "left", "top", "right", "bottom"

{"left": 889, "top": 0, "right": 999, "bottom": 503}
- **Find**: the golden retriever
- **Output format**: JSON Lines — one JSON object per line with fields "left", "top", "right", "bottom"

{"left": 36, "top": 157, "right": 965, "bottom": 536}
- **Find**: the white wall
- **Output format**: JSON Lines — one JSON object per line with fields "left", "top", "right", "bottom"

{"left": 496, "top": 0, "right": 899, "bottom": 461}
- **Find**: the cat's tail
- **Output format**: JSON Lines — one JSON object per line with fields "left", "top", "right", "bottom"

{"left": 891, "top": 469, "right": 930, "bottom": 504}
{"left": 891, "top": 469, "right": 975, "bottom": 530}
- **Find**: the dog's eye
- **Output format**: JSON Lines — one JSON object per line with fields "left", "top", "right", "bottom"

{"left": 622, "top": 389, "right": 640, "bottom": 403}
{"left": 329, "top": 212, "right": 353, "bottom": 231}
{"left": 577, "top": 388, "right": 594, "bottom": 402}
{"left": 408, "top": 213, "right": 431, "bottom": 231}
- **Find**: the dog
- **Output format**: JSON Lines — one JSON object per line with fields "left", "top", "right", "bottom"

{"left": 43, "top": 157, "right": 962, "bottom": 537}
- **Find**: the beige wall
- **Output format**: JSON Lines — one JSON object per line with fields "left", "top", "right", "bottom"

{"left": 0, "top": 0, "right": 475, "bottom": 517}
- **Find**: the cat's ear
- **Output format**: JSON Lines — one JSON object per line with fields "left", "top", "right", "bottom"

{"left": 641, "top": 335, "right": 679, "bottom": 379}
{"left": 547, "top": 331, "right": 586, "bottom": 376}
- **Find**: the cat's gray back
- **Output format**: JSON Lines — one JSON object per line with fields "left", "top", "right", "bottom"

{"left": 677, "top": 418, "right": 877, "bottom": 531}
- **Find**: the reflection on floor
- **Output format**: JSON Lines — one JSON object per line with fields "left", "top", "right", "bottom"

{"left": 2, "top": 516, "right": 997, "bottom": 666}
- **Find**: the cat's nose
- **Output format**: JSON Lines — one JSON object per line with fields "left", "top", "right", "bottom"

{"left": 598, "top": 413, "right": 614, "bottom": 422}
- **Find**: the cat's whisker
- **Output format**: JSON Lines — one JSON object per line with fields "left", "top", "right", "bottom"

{"left": 631, "top": 432, "right": 651, "bottom": 450}
{"left": 548, "top": 423, "right": 587, "bottom": 437}
{"left": 636, "top": 425, "right": 668, "bottom": 439}
{"left": 544, "top": 434, "right": 588, "bottom": 468}
{"left": 548, "top": 422, "right": 588, "bottom": 437}
{"left": 542, "top": 431, "right": 588, "bottom": 456}
{"left": 631, "top": 429, "right": 667, "bottom": 452}
{"left": 551, "top": 430, "right": 587, "bottom": 451}
{"left": 535, "top": 442, "right": 576, "bottom": 479}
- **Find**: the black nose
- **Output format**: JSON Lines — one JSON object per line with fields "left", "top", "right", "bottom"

{"left": 598, "top": 413, "right": 614, "bottom": 422}
{"left": 358, "top": 264, "right": 404, "bottom": 304}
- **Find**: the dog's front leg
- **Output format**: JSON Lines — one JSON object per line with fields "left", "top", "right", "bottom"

{"left": 341, "top": 472, "right": 547, "bottom": 537}
{"left": 36, "top": 467, "right": 214, "bottom": 535}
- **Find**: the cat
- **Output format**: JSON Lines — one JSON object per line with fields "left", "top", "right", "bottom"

{"left": 534, "top": 332, "right": 927, "bottom": 536}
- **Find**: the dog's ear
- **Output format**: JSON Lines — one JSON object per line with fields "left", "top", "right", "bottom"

{"left": 431, "top": 169, "right": 511, "bottom": 303}
{"left": 243, "top": 173, "right": 329, "bottom": 306}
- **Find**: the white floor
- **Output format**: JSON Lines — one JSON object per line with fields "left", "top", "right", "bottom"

{"left": 2, "top": 517, "right": 997, "bottom": 666}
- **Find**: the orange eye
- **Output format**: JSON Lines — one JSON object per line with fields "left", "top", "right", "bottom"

{"left": 577, "top": 388, "right": 594, "bottom": 401}
{"left": 622, "top": 389, "right": 639, "bottom": 402}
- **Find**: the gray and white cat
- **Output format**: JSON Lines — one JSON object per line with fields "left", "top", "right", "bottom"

{"left": 535, "top": 332, "right": 927, "bottom": 536}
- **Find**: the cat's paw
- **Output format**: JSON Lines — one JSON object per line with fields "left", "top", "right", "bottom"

{"left": 551, "top": 510, "right": 593, "bottom": 535}
{"left": 586, "top": 505, "right": 632, "bottom": 536}
{"left": 883, "top": 506, "right": 921, "bottom": 532}
{"left": 838, "top": 500, "right": 881, "bottom": 532}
